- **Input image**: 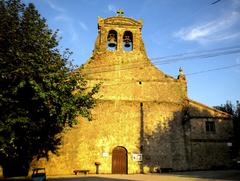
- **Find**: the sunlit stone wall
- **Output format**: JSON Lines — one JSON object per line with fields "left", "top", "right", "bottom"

{"left": 30, "top": 15, "right": 232, "bottom": 176}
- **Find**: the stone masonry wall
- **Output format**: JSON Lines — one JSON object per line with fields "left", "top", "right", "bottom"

{"left": 31, "top": 100, "right": 189, "bottom": 175}
{"left": 32, "top": 100, "right": 141, "bottom": 175}
{"left": 186, "top": 101, "right": 233, "bottom": 170}
{"left": 29, "top": 15, "right": 232, "bottom": 176}
{"left": 143, "top": 102, "right": 189, "bottom": 172}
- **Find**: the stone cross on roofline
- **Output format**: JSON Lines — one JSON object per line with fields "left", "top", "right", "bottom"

{"left": 117, "top": 9, "right": 124, "bottom": 16}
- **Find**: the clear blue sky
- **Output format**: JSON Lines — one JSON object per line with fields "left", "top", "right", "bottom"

{"left": 23, "top": 0, "right": 240, "bottom": 107}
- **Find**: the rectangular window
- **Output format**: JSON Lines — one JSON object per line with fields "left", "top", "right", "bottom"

{"left": 206, "top": 120, "right": 216, "bottom": 133}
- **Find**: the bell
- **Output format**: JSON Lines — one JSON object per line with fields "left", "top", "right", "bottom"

{"left": 108, "top": 39, "right": 116, "bottom": 47}
{"left": 108, "top": 34, "right": 116, "bottom": 47}
{"left": 123, "top": 35, "right": 131, "bottom": 48}
{"left": 124, "top": 42, "right": 130, "bottom": 48}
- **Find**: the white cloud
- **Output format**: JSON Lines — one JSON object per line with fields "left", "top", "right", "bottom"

{"left": 69, "top": 24, "right": 79, "bottom": 42}
{"left": 53, "top": 15, "right": 79, "bottom": 43}
{"left": 235, "top": 57, "right": 240, "bottom": 73}
{"left": 107, "top": 4, "right": 117, "bottom": 13}
{"left": 54, "top": 15, "right": 70, "bottom": 22}
{"left": 236, "top": 57, "right": 240, "bottom": 64}
{"left": 47, "top": 0, "right": 65, "bottom": 13}
{"left": 79, "top": 21, "right": 88, "bottom": 31}
{"left": 173, "top": 11, "right": 240, "bottom": 43}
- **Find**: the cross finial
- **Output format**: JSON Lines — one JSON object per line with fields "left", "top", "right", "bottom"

{"left": 117, "top": 9, "right": 124, "bottom": 16}
{"left": 179, "top": 67, "right": 183, "bottom": 75}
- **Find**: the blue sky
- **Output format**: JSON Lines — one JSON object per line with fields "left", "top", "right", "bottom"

{"left": 23, "top": 0, "right": 240, "bottom": 107}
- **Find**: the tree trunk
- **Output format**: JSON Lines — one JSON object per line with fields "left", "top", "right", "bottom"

{"left": 2, "top": 158, "right": 30, "bottom": 177}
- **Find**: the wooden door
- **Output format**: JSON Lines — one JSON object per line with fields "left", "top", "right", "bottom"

{"left": 112, "top": 146, "right": 127, "bottom": 174}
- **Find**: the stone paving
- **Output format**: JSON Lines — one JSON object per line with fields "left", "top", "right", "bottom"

{"left": 1, "top": 170, "right": 239, "bottom": 181}
{"left": 47, "top": 170, "right": 240, "bottom": 181}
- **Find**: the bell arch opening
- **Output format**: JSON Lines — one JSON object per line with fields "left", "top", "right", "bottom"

{"left": 123, "top": 31, "right": 133, "bottom": 51}
{"left": 107, "top": 30, "right": 117, "bottom": 51}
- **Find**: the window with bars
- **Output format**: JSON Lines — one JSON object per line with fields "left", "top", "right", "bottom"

{"left": 205, "top": 120, "right": 216, "bottom": 133}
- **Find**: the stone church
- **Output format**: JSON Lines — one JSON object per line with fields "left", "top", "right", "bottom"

{"left": 31, "top": 12, "right": 233, "bottom": 175}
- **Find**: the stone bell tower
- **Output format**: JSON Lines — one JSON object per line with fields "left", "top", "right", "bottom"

{"left": 94, "top": 9, "right": 145, "bottom": 55}
{"left": 81, "top": 10, "right": 182, "bottom": 96}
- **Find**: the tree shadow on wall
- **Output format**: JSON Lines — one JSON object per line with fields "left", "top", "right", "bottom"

{"left": 142, "top": 111, "right": 187, "bottom": 173}
{"left": 141, "top": 105, "right": 233, "bottom": 174}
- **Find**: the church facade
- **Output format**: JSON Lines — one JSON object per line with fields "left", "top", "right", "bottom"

{"left": 31, "top": 13, "right": 233, "bottom": 175}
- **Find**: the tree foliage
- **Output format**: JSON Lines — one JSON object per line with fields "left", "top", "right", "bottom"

{"left": 0, "top": 0, "right": 99, "bottom": 177}
{"left": 215, "top": 100, "right": 240, "bottom": 159}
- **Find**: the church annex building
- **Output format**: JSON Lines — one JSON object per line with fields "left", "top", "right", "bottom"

{"left": 31, "top": 12, "right": 233, "bottom": 175}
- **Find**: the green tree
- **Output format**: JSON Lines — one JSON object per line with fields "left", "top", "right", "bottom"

{"left": 215, "top": 101, "right": 240, "bottom": 161}
{"left": 0, "top": 0, "right": 99, "bottom": 177}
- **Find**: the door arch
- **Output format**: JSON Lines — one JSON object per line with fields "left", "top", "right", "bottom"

{"left": 112, "top": 146, "right": 128, "bottom": 174}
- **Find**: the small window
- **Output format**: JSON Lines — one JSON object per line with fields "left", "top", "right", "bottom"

{"left": 123, "top": 31, "right": 133, "bottom": 51}
{"left": 107, "top": 30, "right": 117, "bottom": 51}
{"left": 206, "top": 120, "right": 216, "bottom": 133}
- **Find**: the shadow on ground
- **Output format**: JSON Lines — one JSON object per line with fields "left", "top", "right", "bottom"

{"left": 48, "top": 177, "right": 135, "bottom": 181}
{"left": 0, "top": 177, "right": 135, "bottom": 181}
{"left": 1, "top": 170, "right": 240, "bottom": 181}
{"left": 171, "top": 170, "right": 240, "bottom": 180}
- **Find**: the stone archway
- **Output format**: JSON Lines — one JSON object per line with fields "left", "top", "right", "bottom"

{"left": 112, "top": 146, "right": 128, "bottom": 174}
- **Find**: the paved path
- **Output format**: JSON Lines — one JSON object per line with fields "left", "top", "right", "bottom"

{"left": 48, "top": 170, "right": 240, "bottom": 181}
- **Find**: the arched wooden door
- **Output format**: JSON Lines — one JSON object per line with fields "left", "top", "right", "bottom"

{"left": 112, "top": 146, "right": 128, "bottom": 174}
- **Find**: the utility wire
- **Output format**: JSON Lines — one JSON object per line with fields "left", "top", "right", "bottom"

{"left": 90, "top": 63, "right": 240, "bottom": 87}
{"left": 185, "top": 63, "right": 240, "bottom": 76}
{"left": 154, "top": 49, "right": 240, "bottom": 66}
{"left": 151, "top": 45, "right": 240, "bottom": 61}
{"left": 82, "top": 47, "right": 240, "bottom": 75}
{"left": 82, "top": 45, "right": 240, "bottom": 71}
